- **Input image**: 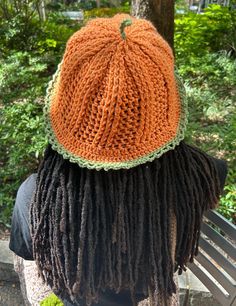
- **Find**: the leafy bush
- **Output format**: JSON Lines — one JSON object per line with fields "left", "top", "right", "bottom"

{"left": 0, "top": 100, "right": 47, "bottom": 225}
{"left": 84, "top": 6, "right": 130, "bottom": 20}
{"left": 57, "top": 0, "right": 97, "bottom": 11}
{"left": 179, "top": 52, "right": 236, "bottom": 157}
{"left": 0, "top": 15, "right": 43, "bottom": 54}
{"left": 0, "top": 2, "right": 81, "bottom": 56}
{"left": 218, "top": 170, "right": 236, "bottom": 223}
{"left": 0, "top": 0, "right": 82, "bottom": 226}
{"left": 177, "top": 51, "right": 236, "bottom": 223}
{"left": 0, "top": 52, "right": 51, "bottom": 104}
{"left": 175, "top": 6, "right": 236, "bottom": 222}
{"left": 38, "top": 20, "right": 80, "bottom": 55}
{"left": 0, "top": 15, "right": 80, "bottom": 57}
{"left": 0, "top": 0, "right": 82, "bottom": 225}
{"left": 175, "top": 5, "right": 236, "bottom": 61}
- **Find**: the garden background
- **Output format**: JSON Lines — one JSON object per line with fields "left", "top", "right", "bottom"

{"left": 0, "top": 0, "right": 235, "bottom": 229}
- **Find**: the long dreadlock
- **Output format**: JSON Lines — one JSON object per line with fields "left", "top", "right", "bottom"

{"left": 30, "top": 141, "right": 221, "bottom": 306}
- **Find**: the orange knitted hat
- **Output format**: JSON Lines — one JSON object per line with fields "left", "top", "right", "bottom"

{"left": 44, "top": 14, "right": 188, "bottom": 170}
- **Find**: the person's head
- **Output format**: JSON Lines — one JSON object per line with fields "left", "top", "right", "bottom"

{"left": 30, "top": 14, "right": 221, "bottom": 306}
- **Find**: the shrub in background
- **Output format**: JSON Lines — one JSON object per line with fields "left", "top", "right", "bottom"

{"left": 0, "top": 16, "right": 43, "bottom": 55}
{"left": 175, "top": 54, "right": 236, "bottom": 223}
{"left": 180, "top": 52, "right": 236, "bottom": 149}
{"left": 84, "top": 5, "right": 130, "bottom": 20}
{"left": 175, "top": 5, "right": 236, "bottom": 223}
{"left": 0, "top": 100, "right": 47, "bottom": 224}
{"left": 175, "top": 5, "right": 236, "bottom": 61}
{"left": 0, "top": 1, "right": 81, "bottom": 224}
{"left": 0, "top": 0, "right": 81, "bottom": 57}
{"left": 0, "top": 52, "right": 50, "bottom": 104}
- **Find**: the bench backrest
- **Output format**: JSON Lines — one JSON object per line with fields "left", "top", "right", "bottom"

{"left": 188, "top": 210, "right": 236, "bottom": 306}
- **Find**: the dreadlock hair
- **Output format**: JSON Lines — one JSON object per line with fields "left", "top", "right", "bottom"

{"left": 30, "top": 141, "right": 221, "bottom": 306}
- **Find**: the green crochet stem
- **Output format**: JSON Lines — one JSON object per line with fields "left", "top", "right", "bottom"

{"left": 43, "top": 64, "right": 188, "bottom": 171}
{"left": 120, "top": 19, "right": 132, "bottom": 39}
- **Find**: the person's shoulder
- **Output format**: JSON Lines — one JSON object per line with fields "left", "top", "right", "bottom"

{"left": 186, "top": 143, "right": 228, "bottom": 191}
{"left": 18, "top": 173, "right": 37, "bottom": 194}
{"left": 17, "top": 173, "right": 37, "bottom": 202}
{"left": 210, "top": 156, "right": 228, "bottom": 191}
{"left": 10, "top": 174, "right": 37, "bottom": 260}
{"left": 15, "top": 173, "right": 37, "bottom": 211}
{"left": 210, "top": 156, "right": 227, "bottom": 172}
{"left": 195, "top": 146, "right": 228, "bottom": 190}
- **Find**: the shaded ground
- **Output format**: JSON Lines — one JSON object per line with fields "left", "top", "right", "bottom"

{"left": 0, "top": 226, "right": 25, "bottom": 306}
{"left": 0, "top": 280, "right": 24, "bottom": 306}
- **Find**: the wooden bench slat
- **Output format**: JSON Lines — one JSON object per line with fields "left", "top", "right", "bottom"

{"left": 196, "top": 251, "right": 236, "bottom": 294}
{"left": 205, "top": 211, "right": 236, "bottom": 243}
{"left": 188, "top": 262, "right": 233, "bottom": 306}
{"left": 199, "top": 238, "right": 236, "bottom": 281}
{"left": 230, "top": 296, "right": 236, "bottom": 306}
{"left": 201, "top": 222, "right": 236, "bottom": 261}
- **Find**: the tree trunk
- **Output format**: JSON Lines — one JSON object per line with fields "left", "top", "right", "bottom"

{"left": 38, "top": 0, "right": 46, "bottom": 22}
{"left": 131, "top": 0, "right": 175, "bottom": 50}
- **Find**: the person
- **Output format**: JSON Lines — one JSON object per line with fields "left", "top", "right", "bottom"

{"left": 9, "top": 14, "right": 227, "bottom": 306}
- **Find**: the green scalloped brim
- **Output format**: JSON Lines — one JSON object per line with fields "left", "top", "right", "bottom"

{"left": 44, "top": 64, "right": 188, "bottom": 171}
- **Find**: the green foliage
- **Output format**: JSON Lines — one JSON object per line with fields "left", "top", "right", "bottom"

{"left": 0, "top": 0, "right": 81, "bottom": 226}
{"left": 175, "top": 6, "right": 236, "bottom": 222}
{"left": 0, "top": 2, "right": 81, "bottom": 56}
{"left": 175, "top": 5, "right": 236, "bottom": 61}
{"left": 0, "top": 1, "right": 81, "bottom": 225}
{"left": 0, "top": 100, "right": 47, "bottom": 225}
{"left": 176, "top": 51, "right": 236, "bottom": 223}
{"left": 218, "top": 170, "right": 236, "bottom": 223}
{"left": 0, "top": 15, "right": 80, "bottom": 56}
{"left": 0, "top": 0, "right": 40, "bottom": 19}
{"left": 0, "top": 15, "right": 43, "bottom": 54}
{"left": 40, "top": 294, "right": 64, "bottom": 306}
{"left": 179, "top": 52, "right": 236, "bottom": 158}
{"left": 38, "top": 20, "right": 80, "bottom": 55}
{"left": 84, "top": 0, "right": 100, "bottom": 9}
{"left": 0, "top": 0, "right": 47, "bottom": 54}
{"left": 175, "top": 0, "right": 188, "bottom": 12}
{"left": 84, "top": 6, "right": 130, "bottom": 20}
{"left": 175, "top": 10, "right": 236, "bottom": 223}
{"left": 0, "top": 52, "right": 50, "bottom": 104}
{"left": 60, "top": 0, "right": 97, "bottom": 10}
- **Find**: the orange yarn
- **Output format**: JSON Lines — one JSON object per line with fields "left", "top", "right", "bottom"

{"left": 45, "top": 14, "right": 187, "bottom": 170}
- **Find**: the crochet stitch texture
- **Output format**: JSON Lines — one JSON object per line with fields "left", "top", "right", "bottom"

{"left": 44, "top": 14, "right": 188, "bottom": 170}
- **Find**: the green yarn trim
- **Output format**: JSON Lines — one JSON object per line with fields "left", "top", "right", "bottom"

{"left": 44, "top": 64, "right": 188, "bottom": 171}
{"left": 40, "top": 293, "right": 63, "bottom": 306}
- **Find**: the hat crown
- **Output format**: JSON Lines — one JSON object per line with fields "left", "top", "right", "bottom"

{"left": 45, "top": 14, "right": 188, "bottom": 170}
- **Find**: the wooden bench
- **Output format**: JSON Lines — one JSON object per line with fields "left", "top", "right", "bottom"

{"left": 188, "top": 210, "right": 236, "bottom": 306}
